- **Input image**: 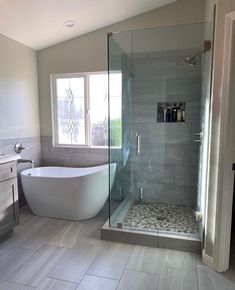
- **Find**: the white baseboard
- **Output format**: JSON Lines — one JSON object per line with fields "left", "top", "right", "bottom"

{"left": 202, "top": 250, "right": 214, "bottom": 268}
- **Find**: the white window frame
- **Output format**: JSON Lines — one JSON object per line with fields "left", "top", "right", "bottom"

{"left": 51, "top": 71, "right": 121, "bottom": 149}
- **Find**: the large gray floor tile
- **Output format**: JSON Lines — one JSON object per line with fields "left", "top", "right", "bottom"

{"left": 163, "top": 250, "right": 202, "bottom": 271}
{"left": 19, "top": 213, "right": 50, "bottom": 228}
{"left": 117, "top": 269, "right": 159, "bottom": 290}
{"left": 0, "top": 247, "right": 34, "bottom": 281}
{"left": 77, "top": 275, "right": 118, "bottom": 290}
{"left": 88, "top": 242, "right": 133, "bottom": 280}
{"left": 46, "top": 221, "right": 83, "bottom": 248}
{"left": 20, "top": 208, "right": 68, "bottom": 228}
{"left": 197, "top": 265, "right": 235, "bottom": 290}
{"left": 49, "top": 243, "right": 102, "bottom": 283}
{"left": 0, "top": 281, "right": 33, "bottom": 290}
{"left": 0, "top": 225, "right": 38, "bottom": 251}
{"left": 224, "top": 268, "right": 235, "bottom": 284}
{"left": 158, "top": 268, "right": 198, "bottom": 290}
{"left": 17, "top": 222, "right": 64, "bottom": 251}
{"left": 7, "top": 246, "right": 67, "bottom": 287}
{"left": 36, "top": 277, "right": 77, "bottom": 290}
{"left": 127, "top": 246, "right": 165, "bottom": 274}
{"left": 75, "top": 221, "right": 108, "bottom": 247}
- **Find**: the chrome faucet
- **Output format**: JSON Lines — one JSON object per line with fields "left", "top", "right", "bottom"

{"left": 18, "top": 159, "right": 35, "bottom": 168}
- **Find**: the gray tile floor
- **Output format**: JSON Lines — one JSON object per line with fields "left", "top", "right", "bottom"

{"left": 0, "top": 206, "right": 234, "bottom": 289}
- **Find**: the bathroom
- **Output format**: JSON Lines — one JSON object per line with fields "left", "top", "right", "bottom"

{"left": 1, "top": 0, "right": 235, "bottom": 289}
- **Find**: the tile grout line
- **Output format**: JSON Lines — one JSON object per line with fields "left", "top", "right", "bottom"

{"left": 45, "top": 274, "right": 80, "bottom": 286}
{"left": 3, "top": 246, "right": 37, "bottom": 284}
{"left": 85, "top": 273, "right": 120, "bottom": 281}
{"left": 70, "top": 241, "right": 108, "bottom": 289}
{"left": 123, "top": 267, "right": 163, "bottom": 276}
{"left": 114, "top": 244, "right": 137, "bottom": 289}
{"left": 8, "top": 245, "right": 69, "bottom": 288}
{"left": 196, "top": 265, "right": 200, "bottom": 290}
{"left": 3, "top": 279, "right": 35, "bottom": 289}
{"left": 37, "top": 276, "right": 79, "bottom": 288}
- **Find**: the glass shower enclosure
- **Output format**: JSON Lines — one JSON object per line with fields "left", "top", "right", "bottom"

{"left": 108, "top": 23, "right": 213, "bottom": 241}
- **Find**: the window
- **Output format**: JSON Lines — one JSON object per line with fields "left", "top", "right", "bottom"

{"left": 51, "top": 72, "right": 122, "bottom": 148}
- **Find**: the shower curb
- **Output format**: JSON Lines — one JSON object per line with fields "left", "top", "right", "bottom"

{"left": 101, "top": 221, "right": 201, "bottom": 254}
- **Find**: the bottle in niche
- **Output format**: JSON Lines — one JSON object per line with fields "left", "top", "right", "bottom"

{"left": 163, "top": 107, "right": 167, "bottom": 122}
{"left": 172, "top": 104, "right": 177, "bottom": 122}
{"left": 181, "top": 108, "right": 186, "bottom": 122}
{"left": 177, "top": 103, "right": 182, "bottom": 122}
{"left": 166, "top": 105, "right": 171, "bottom": 122}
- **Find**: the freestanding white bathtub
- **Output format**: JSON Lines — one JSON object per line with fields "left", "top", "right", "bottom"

{"left": 21, "top": 163, "right": 116, "bottom": 220}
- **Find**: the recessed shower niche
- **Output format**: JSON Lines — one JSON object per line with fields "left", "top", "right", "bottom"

{"left": 157, "top": 102, "right": 186, "bottom": 123}
{"left": 102, "top": 22, "right": 213, "bottom": 252}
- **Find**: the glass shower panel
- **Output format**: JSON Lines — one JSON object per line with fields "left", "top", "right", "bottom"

{"left": 108, "top": 32, "right": 132, "bottom": 226}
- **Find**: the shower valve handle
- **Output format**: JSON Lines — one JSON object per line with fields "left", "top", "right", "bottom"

{"left": 193, "top": 132, "right": 202, "bottom": 143}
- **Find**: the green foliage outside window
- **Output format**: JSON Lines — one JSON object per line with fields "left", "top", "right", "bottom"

{"left": 110, "top": 118, "right": 122, "bottom": 147}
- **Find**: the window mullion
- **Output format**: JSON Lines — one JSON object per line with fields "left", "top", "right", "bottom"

{"left": 85, "top": 75, "right": 90, "bottom": 147}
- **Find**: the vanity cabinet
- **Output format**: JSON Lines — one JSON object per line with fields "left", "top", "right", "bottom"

{"left": 0, "top": 160, "right": 19, "bottom": 237}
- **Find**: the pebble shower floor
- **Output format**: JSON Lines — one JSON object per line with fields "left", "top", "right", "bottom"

{"left": 123, "top": 202, "right": 199, "bottom": 235}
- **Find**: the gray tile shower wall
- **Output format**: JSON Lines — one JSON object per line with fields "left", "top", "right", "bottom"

{"left": 41, "top": 136, "right": 108, "bottom": 167}
{"left": 131, "top": 49, "right": 201, "bottom": 206}
{"left": 0, "top": 136, "right": 41, "bottom": 206}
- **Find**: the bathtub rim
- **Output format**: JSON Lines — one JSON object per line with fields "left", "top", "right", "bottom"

{"left": 20, "top": 163, "right": 116, "bottom": 179}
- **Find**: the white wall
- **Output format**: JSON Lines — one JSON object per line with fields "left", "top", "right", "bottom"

{"left": 0, "top": 34, "right": 40, "bottom": 139}
{"left": 37, "top": 0, "right": 205, "bottom": 137}
{"left": 203, "top": 0, "right": 235, "bottom": 271}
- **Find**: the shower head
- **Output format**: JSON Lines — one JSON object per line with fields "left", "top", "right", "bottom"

{"left": 184, "top": 40, "right": 212, "bottom": 67}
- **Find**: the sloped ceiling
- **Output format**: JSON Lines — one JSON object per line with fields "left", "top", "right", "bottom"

{"left": 0, "top": 0, "right": 178, "bottom": 50}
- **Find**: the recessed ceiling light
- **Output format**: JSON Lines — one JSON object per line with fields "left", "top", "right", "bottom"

{"left": 64, "top": 20, "right": 76, "bottom": 28}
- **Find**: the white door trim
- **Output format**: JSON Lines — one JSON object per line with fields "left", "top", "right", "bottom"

{"left": 213, "top": 11, "right": 235, "bottom": 272}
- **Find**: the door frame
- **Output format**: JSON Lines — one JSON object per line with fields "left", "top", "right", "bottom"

{"left": 212, "top": 10, "right": 235, "bottom": 272}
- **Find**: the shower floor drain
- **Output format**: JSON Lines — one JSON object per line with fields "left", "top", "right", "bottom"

{"left": 156, "top": 216, "right": 168, "bottom": 221}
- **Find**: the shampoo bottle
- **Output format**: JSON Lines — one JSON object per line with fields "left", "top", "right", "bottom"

{"left": 177, "top": 103, "right": 182, "bottom": 122}
{"left": 166, "top": 106, "right": 171, "bottom": 122}
{"left": 172, "top": 104, "right": 177, "bottom": 122}
{"left": 181, "top": 109, "right": 186, "bottom": 122}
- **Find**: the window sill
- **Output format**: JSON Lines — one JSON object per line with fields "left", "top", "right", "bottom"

{"left": 52, "top": 144, "right": 121, "bottom": 152}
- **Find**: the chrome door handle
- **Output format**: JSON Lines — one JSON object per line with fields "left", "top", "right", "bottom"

{"left": 136, "top": 132, "right": 141, "bottom": 155}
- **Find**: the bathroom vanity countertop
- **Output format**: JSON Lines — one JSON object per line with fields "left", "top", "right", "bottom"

{"left": 0, "top": 154, "right": 21, "bottom": 164}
